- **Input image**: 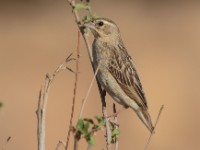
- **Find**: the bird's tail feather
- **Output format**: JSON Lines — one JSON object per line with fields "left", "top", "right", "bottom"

{"left": 137, "top": 109, "right": 154, "bottom": 133}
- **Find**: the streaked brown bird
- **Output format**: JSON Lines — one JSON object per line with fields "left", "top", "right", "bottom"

{"left": 84, "top": 18, "right": 154, "bottom": 133}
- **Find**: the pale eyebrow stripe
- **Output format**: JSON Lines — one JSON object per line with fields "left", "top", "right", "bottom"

{"left": 104, "top": 21, "right": 115, "bottom": 27}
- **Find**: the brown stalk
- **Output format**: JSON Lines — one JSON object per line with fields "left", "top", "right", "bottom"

{"left": 67, "top": 0, "right": 111, "bottom": 149}
{"left": 144, "top": 105, "right": 164, "bottom": 150}
{"left": 36, "top": 54, "right": 75, "bottom": 150}
{"left": 65, "top": 31, "right": 81, "bottom": 150}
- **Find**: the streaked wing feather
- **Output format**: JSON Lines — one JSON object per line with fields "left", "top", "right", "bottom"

{"left": 108, "top": 47, "right": 148, "bottom": 108}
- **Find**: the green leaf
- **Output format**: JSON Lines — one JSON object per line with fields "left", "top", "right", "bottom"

{"left": 0, "top": 102, "right": 3, "bottom": 111}
{"left": 112, "top": 128, "right": 120, "bottom": 137}
{"left": 95, "top": 116, "right": 105, "bottom": 126}
{"left": 74, "top": 3, "right": 90, "bottom": 11}
{"left": 92, "top": 124, "right": 99, "bottom": 130}
{"left": 76, "top": 119, "right": 90, "bottom": 135}
{"left": 84, "top": 122, "right": 90, "bottom": 134}
{"left": 92, "top": 14, "right": 100, "bottom": 19}
{"left": 85, "top": 134, "right": 95, "bottom": 145}
{"left": 76, "top": 119, "right": 84, "bottom": 133}
{"left": 84, "top": 118, "right": 94, "bottom": 124}
{"left": 82, "top": 16, "right": 91, "bottom": 23}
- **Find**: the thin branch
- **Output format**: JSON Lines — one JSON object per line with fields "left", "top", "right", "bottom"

{"left": 144, "top": 105, "right": 164, "bottom": 150}
{"left": 67, "top": 0, "right": 93, "bottom": 63}
{"left": 67, "top": 0, "right": 111, "bottom": 149}
{"left": 36, "top": 54, "right": 75, "bottom": 150}
{"left": 79, "top": 64, "right": 100, "bottom": 119}
{"left": 65, "top": 31, "right": 81, "bottom": 150}
{"left": 1, "top": 136, "right": 11, "bottom": 150}
{"left": 73, "top": 64, "right": 100, "bottom": 150}
{"left": 86, "top": 144, "right": 91, "bottom": 150}
{"left": 113, "top": 104, "right": 119, "bottom": 150}
{"left": 55, "top": 141, "right": 66, "bottom": 150}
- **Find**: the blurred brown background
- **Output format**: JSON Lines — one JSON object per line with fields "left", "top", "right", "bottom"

{"left": 0, "top": 0, "right": 200, "bottom": 149}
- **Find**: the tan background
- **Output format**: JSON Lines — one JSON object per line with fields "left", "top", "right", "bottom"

{"left": 0, "top": 0, "right": 200, "bottom": 150}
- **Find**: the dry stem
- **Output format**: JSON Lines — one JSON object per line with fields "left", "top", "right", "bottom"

{"left": 144, "top": 105, "right": 164, "bottom": 150}
{"left": 1, "top": 136, "right": 11, "bottom": 150}
{"left": 55, "top": 141, "right": 66, "bottom": 150}
{"left": 65, "top": 31, "right": 81, "bottom": 150}
{"left": 36, "top": 54, "right": 75, "bottom": 150}
{"left": 67, "top": 0, "right": 111, "bottom": 149}
{"left": 113, "top": 104, "right": 119, "bottom": 150}
{"left": 78, "top": 64, "right": 100, "bottom": 119}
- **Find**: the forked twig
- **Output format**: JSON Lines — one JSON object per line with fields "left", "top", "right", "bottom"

{"left": 1, "top": 136, "right": 11, "bottom": 150}
{"left": 55, "top": 140, "right": 66, "bottom": 150}
{"left": 144, "top": 105, "right": 164, "bottom": 150}
{"left": 36, "top": 53, "right": 75, "bottom": 150}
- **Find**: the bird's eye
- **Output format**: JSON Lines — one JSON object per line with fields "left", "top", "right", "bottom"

{"left": 98, "top": 21, "right": 104, "bottom": 27}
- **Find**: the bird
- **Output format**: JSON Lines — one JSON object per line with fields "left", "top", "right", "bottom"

{"left": 84, "top": 18, "right": 154, "bottom": 133}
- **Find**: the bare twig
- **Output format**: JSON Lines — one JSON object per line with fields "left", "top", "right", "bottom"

{"left": 73, "top": 64, "right": 100, "bottom": 150}
{"left": 79, "top": 64, "right": 100, "bottom": 119}
{"left": 55, "top": 141, "right": 66, "bottom": 150}
{"left": 86, "top": 144, "right": 92, "bottom": 150}
{"left": 113, "top": 104, "right": 119, "bottom": 150}
{"left": 144, "top": 105, "right": 164, "bottom": 150}
{"left": 36, "top": 54, "right": 75, "bottom": 150}
{"left": 67, "top": 0, "right": 111, "bottom": 149}
{"left": 1, "top": 136, "right": 11, "bottom": 150}
{"left": 65, "top": 31, "right": 81, "bottom": 150}
{"left": 107, "top": 107, "right": 128, "bottom": 119}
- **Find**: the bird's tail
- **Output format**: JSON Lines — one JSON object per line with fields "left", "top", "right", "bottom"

{"left": 136, "top": 109, "right": 154, "bottom": 133}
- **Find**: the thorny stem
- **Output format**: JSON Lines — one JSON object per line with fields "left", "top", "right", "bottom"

{"left": 65, "top": 31, "right": 81, "bottom": 150}
{"left": 67, "top": 0, "right": 111, "bottom": 149}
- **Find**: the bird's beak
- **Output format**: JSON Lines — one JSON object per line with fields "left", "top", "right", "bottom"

{"left": 84, "top": 22, "right": 96, "bottom": 30}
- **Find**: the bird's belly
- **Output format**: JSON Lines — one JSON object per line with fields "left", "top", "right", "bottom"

{"left": 97, "top": 68, "right": 139, "bottom": 110}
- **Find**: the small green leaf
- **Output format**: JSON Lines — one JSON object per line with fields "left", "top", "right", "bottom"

{"left": 83, "top": 122, "right": 90, "bottom": 135}
{"left": 0, "top": 102, "right": 3, "bottom": 111}
{"left": 112, "top": 128, "right": 120, "bottom": 137}
{"left": 82, "top": 16, "right": 91, "bottom": 23}
{"left": 92, "top": 14, "right": 100, "bottom": 19}
{"left": 74, "top": 3, "right": 90, "bottom": 11}
{"left": 84, "top": 118, "right": 94, "bottom": 124}
{"left": 92, "top": 124, "right": 99, "bottom": 130}
{"left": 76, "top": 119, "right": 84, "bottom": 133}
{"left": 76, "top": 119, "right": 90, "bottom": 135}
{"left": 95, "top": 116, "right": 105, "bottom": 126}
{"left": 85, "top": 134, "right": 95, "bottom": 145}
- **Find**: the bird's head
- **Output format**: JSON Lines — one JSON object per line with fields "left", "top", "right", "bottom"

{"left": 84, "top": 18, "right": 121, "bottom": 41}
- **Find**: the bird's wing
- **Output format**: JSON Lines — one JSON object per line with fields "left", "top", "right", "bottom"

{"left": 107, "top": 47, "right": 148, "bottom": 108}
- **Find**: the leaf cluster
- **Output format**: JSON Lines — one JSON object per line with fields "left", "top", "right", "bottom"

{"left": 110, "top": 121, "right": 120, "bottom": 144}
{"left": 76, "top": 116, "right": 105, "bottom": 145}
{"left": 73, "top": 1, "right": 100, "bottom": 23}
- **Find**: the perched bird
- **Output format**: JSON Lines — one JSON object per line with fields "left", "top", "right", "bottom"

{"left": 84, "top": 18, "right": 154, "bottom": 133}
